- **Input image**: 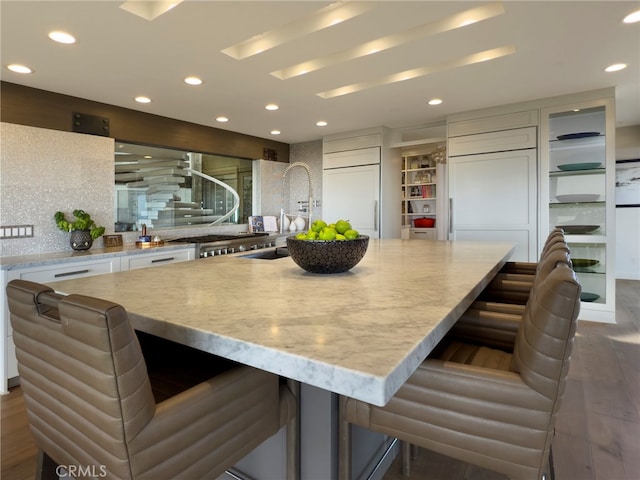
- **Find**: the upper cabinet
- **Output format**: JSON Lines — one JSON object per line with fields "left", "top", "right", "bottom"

{"left": 540, "top": 97, "right": 616, "bottom": 323}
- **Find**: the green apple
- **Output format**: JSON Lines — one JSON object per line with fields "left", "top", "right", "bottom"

{"left": 335, "top": 219, "right": 351, "bottom": 234}
{"left": 311, "top": 219, "right": 327, "bottom": 233}
{"left": 344, "top": 229, "right": 359, "bottom": 240}
{"left": 318, "top": 227, "right": 337, "bottom": 241}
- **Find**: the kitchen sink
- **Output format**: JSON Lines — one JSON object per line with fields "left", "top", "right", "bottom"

{"left": 240, "top": 248, "right": 290, "bottom": 260}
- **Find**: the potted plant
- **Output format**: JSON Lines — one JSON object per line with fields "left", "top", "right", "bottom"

{"left": 54, "top": 209, "right": 105, "bottom": 251}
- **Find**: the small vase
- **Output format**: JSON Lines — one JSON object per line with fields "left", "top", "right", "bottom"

{"left": 70, "top": 230, "right": 93, "bottom": 251}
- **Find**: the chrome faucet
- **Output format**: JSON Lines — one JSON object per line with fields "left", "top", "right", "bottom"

{"left": 280, "top": 162, "right": 313, "bottom": 233}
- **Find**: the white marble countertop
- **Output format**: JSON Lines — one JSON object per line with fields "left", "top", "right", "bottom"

{"left": 0, "top": 243, "right": 194, "bottom": 270}
{"left": 46, "top": 239, "right": 514, "bottom": 406}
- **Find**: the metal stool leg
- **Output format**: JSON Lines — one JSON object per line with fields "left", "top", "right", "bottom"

{"left": 401, "top": 441, "right": 412, "bottom": 477}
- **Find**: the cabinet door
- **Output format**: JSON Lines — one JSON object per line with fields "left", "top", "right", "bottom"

{"left": 449, "top": 149, "right": 537, "bottom": 262}
{"left": 323, "top": 147, "right": 380, "bottom": 169}
{"left": 323, "top": 164, "right": 380, "bottom": 237}
{"left": 448, "top": 127, "right": 537, "bottom": 156}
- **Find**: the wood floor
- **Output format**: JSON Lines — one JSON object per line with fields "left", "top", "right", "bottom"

{"left": 2, "top": 280, "right": 638, "bottom": 480}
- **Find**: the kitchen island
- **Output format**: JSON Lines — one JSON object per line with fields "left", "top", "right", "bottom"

{"left": 45, "top": 239, "right": 514, "bottom": 479}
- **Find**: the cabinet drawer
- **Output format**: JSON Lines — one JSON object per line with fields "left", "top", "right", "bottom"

{"left": 17, "top": 258, "right": 120, "bottom": 283}
{"left": 122, "top": 249, "right": 192, "bottom": 270}
{"left": 410, "top": 228, "right": 437, "bottom": 240}
{"left": 448, "top": 127, "right": 537, "bottom": 156}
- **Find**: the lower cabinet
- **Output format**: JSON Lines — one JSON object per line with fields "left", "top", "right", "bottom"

{"left": 121, "top": 249, "right": 193, "bottom": 270}
{"left": 1, "top": 246, "right": 195, "bottom": 393}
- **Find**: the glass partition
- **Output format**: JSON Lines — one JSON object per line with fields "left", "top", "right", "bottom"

{"left": 114, "top": 142, "right": 252, "bottom": 231}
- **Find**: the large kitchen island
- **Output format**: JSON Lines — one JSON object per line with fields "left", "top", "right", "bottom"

{"left": 45, "top": 239, "right": 514, "bottom": 480}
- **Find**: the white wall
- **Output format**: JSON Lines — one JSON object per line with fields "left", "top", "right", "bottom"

{"left": 0, "top": 123, "right": 114, "bottom": 256}
{"left": 615, "top": 125, "right": 640, "bottom": 280}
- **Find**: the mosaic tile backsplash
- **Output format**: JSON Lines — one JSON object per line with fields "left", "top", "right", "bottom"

{"left": 1, "top": 123, "right": 115, "bottom": 256}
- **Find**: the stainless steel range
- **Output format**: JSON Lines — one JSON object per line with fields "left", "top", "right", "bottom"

{"left": 169, "top": 232, "right": 281, "bottom": 258}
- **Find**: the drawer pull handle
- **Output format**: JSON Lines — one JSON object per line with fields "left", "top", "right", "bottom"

{"left": 54, "top": 269, "right": 90, "bottom": 278}
{"left": 151, "top": 257, "right": 175, "bottom": 263}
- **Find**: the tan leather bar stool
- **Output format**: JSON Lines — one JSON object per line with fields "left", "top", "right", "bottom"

{"left": 452, "top": 246, "right": 572, "bottom": 350}
{"left": 339, "top": 262, "right": 581, "bottom": 480}
{"left": 6, "top": 279, "right": 299, "bottom": 480}
{"left": 478, "top": 235, "right": 569, "bottom": 306}
{"left": 499, "top": 228, "right": 566, "bottom": 276}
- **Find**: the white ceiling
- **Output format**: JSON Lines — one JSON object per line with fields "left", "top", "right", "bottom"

{"left": 1, "top": 1, "right": 639, "bottom": 144}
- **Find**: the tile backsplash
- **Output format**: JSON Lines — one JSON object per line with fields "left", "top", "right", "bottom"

{"left": 0, "top": 123, "right": 114, "bottom": 256}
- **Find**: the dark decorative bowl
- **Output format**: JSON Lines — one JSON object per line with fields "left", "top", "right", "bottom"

{"left": 286, "top": 236, "right": 369, "bottom": 274}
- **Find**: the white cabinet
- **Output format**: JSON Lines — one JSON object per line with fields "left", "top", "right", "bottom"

{"left": 323, "top": 163, "right": 380, "bottom": 237}
{"left": 121, "top": 249, "right": 193, "bottom": 270}
{"left": 14, "top": 257, "right": 120, "bottom": 283}
{"left": 540, "top": 99, "right": 616, "bottom": 323}
{"left": 448, "top": 126, "right": 537, "bottom": 157}
{"left": 401, "top": 143, "right": 446, "bottom": 239}
{"left": 447, "top": 127, "right": 538, "bottom": 262}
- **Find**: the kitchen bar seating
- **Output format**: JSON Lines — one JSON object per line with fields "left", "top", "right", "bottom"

{"left": 339, "top": 260, "right": 581, "bottom": 480}
{"left": 6, "top": 279, "right": 298, "bottom": 480}
{"left": 450, "top": 246, "right": 572, "bottom": 350}
{"left": 478, "top": 229, "right": 567, "bottom": 305}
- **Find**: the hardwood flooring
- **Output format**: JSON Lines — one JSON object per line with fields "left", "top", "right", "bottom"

{"left": 2, "top": 280, "right": 638, "bottom": 480}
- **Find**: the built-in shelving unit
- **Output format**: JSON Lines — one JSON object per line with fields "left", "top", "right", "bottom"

{"left": 401, "top": 142, "right": 446, "bottom": 240}
{"left": 541, "top": 100, "right": 616, "bottom": 323}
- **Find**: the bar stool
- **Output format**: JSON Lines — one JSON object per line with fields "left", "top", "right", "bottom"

{"left": 6, "top": 279, "right": 299, "bottom": 480}
{"left": 339, "top": 261, "right": 581, "bottom": 480}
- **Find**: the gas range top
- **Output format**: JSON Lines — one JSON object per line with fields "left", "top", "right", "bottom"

{"left": 169, "top": 232, "right": 276, "bottom": 258}
{"left": 169, "top": 232, "right": 270, "bottom": 244}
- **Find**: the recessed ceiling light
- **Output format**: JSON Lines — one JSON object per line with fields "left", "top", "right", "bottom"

{"left": 270, "top": 130, "right": 281, "bottom": 135}
{"left": 623, "top": 10, "right": 640, "bottom": 23}
{"left": 216, "top": 116, "right": 229, "bottom": 123}
{"left": 265, "top": 104, "right": 279, "bottom": 111}
{"left": 316, "top": 121, "right": 328, "bottom": 127}
{"left": 428, "top": 98, "right": 443, "bottom": 105}
{"left": 184, "top": 76, "right": 202, "bottom": 85}
{"left": 7, "top": 64, "right": 32, "bottom": 74}
{"left": 605, "top": 63, "right": 627, "bottom": 72}
{"left": 135, "top": 96, "right": 151, "bottom": 103}
{"left": 48, "top": 31, "right": 76, "bottom": 44}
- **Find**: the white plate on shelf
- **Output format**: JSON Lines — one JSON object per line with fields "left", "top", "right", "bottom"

{"left": 555, "top": 194, "right": 600, "bottom": 203}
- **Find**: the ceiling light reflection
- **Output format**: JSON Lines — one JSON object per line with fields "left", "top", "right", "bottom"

{"left": 222, "top": 1, "right": 373, "bottom": 60}
{"left": 271, "top": 1, "right": 505, "bottom": 80}
{"left": 317, "top": 45, "right": 516, "bottom": 98}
